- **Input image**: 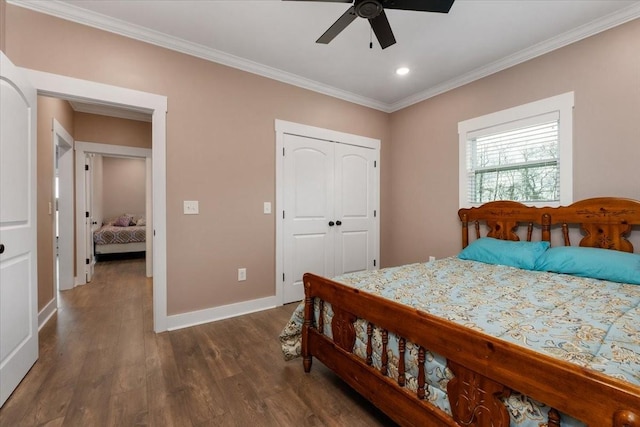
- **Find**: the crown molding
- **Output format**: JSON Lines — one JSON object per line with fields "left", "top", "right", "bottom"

{"left": 389, "top": 3, "right": 640, "bottom": 112}
{"left": 10, "top": 1, "right": 640, "bottom": 114}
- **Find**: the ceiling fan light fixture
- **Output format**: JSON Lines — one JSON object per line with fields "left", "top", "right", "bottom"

{"left": 396, "top": 67, "right": 410, "bottom": 76}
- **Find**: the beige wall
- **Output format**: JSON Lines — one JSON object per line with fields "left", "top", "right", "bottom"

{"left": 102, "top": 156, "right": 146, "bottom": 219}
{"left": 6, "top": 5, "right": 390, "bottom": 315}
{"left": 75, "top": 112, "right": 151, "bottom": 148}
{"left": 36, "top": 96, "right": 74, "bottom": 311}
{"left": 384, "top": 19, "right": 640, "bottom": 267}
{"left": 0, "top": 0, "right": 6, "bottom": 53}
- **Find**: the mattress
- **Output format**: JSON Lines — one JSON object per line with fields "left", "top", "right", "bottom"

{"left": 93, "top": 224, "right": 146, "bottom": 245}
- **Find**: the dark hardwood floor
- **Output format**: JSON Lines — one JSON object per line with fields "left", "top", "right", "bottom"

{"left": 0, "top": 258, "right": 396, "bottom": 426}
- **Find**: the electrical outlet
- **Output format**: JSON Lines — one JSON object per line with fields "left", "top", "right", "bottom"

{"left": 429, "top": 256, "right": 436, "bottom": 262}
{"left": 238, "top": 268, "right": 247, "bottom": 281}
{"left": 263, "top": 202, "right": 272, "bottom": 214}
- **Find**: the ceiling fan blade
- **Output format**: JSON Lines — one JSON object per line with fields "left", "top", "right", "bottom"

{"left": 383, "top": 0, "right": 455, "bottom": 13}
{"left": 369, "top": 10, "right": 396, "bottom": 49}
{"left": 283, "top": 0, "right": 351, "bottom": 2}
{"left": 316, "top": 6, "right": 358, "bottom": 44}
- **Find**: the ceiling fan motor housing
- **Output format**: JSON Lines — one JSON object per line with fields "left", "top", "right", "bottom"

{"left": 355, "top": 0, "right": 383, "bottom": 19}
{"left": 311, "top": 0, "right": 455, "bottom": 49}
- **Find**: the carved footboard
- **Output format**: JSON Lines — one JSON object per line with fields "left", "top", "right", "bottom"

{"left": 301, "top": 273, "right": 640, "bottom": 427}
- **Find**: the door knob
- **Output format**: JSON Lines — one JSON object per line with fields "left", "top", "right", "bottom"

{"left": 0, "top": 244, "right": 4, "bottom": 254}
{"left": 336, "top": 220, "right": 342, "bottom": 226}
{"left": 328, "top": 221, "right": 335, "bottom": 226}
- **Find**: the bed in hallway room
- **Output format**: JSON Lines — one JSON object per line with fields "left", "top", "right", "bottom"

{"left": 93, "top": 213, "right": 146, "bottom": 257}
{"left": 280, "top": 197, "right": 640, "bottom": 427}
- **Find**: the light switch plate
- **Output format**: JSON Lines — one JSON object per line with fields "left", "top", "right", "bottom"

{"left": 184, "top": 200, "right": 199, "bottom": 215}
{"left": 263, "top": 202, "right": 271, "bottom": 214}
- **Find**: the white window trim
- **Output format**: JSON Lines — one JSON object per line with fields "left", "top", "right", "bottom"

{"left": 458, "top": 92, "right": 574, "bottom": 209}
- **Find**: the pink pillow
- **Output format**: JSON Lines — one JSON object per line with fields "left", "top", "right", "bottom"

{"left": 114, "top": 215, "right": 133, "bottom": 227}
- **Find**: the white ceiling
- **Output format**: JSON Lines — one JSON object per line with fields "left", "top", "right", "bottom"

{"left": 14, "top": 0, "right": 640, "bottom": 112}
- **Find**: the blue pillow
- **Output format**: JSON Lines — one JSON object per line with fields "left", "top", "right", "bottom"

{"left": 534, "top": 246, "right": 640, "bottom": 285}
{"left": 458, "top": 237, "right": 550, "bottom": 270}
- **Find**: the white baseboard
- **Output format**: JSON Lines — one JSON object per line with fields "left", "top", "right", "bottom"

{"left": 167, "top": 296, "right": 277, "bottom": 331}
{"left": 38, "top": 298, "right": 57, "bottom": 330}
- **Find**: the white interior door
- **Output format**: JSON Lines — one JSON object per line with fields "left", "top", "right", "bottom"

{"left": 84, "top": 154, "right": 94, "bottom": 282}
{"left": 334, "top": 143, "right": 377, "bottom": 275}
{"left": 0, "top": 52, "right": 38, "bottom": 407}
{"left": 283, "top": 134, "right": 334, "bottom": 303}
{"left": 54, "top": 121, "right": 74, "bottom": 291}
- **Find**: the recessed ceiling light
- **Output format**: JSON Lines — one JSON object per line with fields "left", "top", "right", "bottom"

{"left": 396, "top": 67, "right": 410, "bottom": 76}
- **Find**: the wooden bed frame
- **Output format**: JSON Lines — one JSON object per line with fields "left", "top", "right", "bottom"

{"left": 301, "top": 197, "right": 640, "bottom": 427}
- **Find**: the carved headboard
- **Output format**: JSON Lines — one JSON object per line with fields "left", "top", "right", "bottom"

{"left": 458, "top": 197, "right": 640, "bottom": 253}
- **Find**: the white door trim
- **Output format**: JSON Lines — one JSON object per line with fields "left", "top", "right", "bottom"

{"left": 24, "top": 68, "right": 169, "bottom": 332}
{"left": 74, "top": 142, "right": 152, "bottom": 287}
{"left": 274, "top": 119, "right": 380, "bottom": 306}
{"left": 52, "top": 119, "right": 74, "bottom": 294}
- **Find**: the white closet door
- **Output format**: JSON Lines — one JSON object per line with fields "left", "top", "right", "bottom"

{"left": 283, "top": 134, "right": 334, "bottom": 303}
{"left": 0, "top": 52, "right": 38, "bottom": 407}
{"left": 333, "top": 143, "right": 377, "bottom": 275}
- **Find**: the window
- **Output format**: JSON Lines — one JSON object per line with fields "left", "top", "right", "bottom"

{"left": 458, "top": 92, "right": 574, "bottom": 208}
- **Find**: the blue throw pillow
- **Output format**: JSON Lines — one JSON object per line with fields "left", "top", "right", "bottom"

{"left": 458, "top": 237, "right": 550, "bottom": 270}
{"left": 534, "top": 246, "right": 640, "bottom": 285}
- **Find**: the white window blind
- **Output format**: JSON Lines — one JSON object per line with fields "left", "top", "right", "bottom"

{"left": 458, "top": 92, "right": 574, "bottom": 208}
{"left": 466, "top": 112, "right": 559, "bottom": 204}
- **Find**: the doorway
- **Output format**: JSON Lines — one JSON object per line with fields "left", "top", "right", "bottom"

{"left": 75, "top": 144, "right": 152, "bottom": 282}
{"left": 24, "top": 68, "right": 169, "bottom": 332}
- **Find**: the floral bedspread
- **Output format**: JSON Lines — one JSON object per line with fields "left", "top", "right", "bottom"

{"left": 279, "top": 257, "right": 640, "bottom": 427}
{"left": 93, "top": 224, "right": 146, "bottom": 245}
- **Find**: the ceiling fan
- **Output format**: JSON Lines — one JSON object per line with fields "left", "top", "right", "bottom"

{"left": 285, "top": 0, "right": 456, "bottom": 49}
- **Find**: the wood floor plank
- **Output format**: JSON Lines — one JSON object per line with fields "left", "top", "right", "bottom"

{"left": 263, "top": 387, "right": 326, "bottom": 426}
{"left": 143, "top": 329, "right": 161, "bottom": 373}
{"left": 154, "top": 332, "right": 183, "bottom": 394}
{"left": 193, "top": 325, "right": 243, "bottom": 381}
{"left": 62, "top": 374, "right": 114, "bottom": 426}
{"left": 106, "top": 386, "right": 148, "bottom": 427}
{"left": 146, "top": 368, "right": 193, "bottom": 427}
{"left": 168, "top": 328, "right": 227, "bottom": 423}
{"left": 14, "top": 384, "right": 75, "bottom": 427}
{"left": 110, "top": 363, "right": 146, "bottom": 395}
{"left": 36, "top": 416, "right": 65, "bottom": 427}
{"left": 216, "top": 373, "right": 280, "bottom": 425}
{"left": 77, "top": 346, "right": 118, "bottom": 382}
{"left": 113, "top": 321, "right": 145, "bottom": 368}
